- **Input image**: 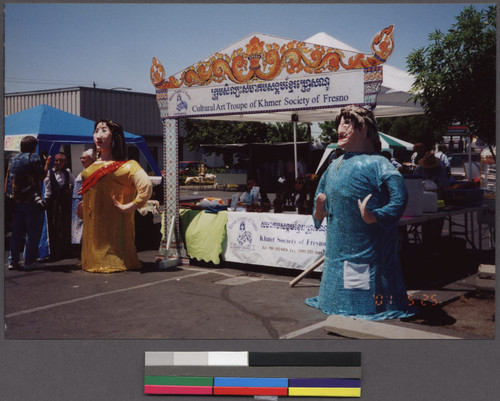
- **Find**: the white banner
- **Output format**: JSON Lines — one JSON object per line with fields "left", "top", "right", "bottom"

{"left": 4, "top": 135, "right": 37, "bottom": 151}
{"left": 166, "top": 70, "right": 365, "bottom": 119}
{"left": 224, "top": 212, "right": 326, "bottom": 271}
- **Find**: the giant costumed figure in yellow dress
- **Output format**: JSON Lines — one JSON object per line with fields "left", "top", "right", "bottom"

{"left": 79, "top": 119, "right": 152, "bottom": 273}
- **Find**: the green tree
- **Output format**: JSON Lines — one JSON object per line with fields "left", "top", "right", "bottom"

{"left": 406, "top": 5, "right": 496, "bottom": 158}
{"left": 318, "top": 121, "right": 338, "bottom": 143}
{"left": 182, "top": 119, "right": 269, "bottom": 150}
{"left": 377, "top": 115, "right": 440, "bottom": 150}
{"left": 267, "top": 122, "right": 312, "bottom": 143}
{"left": 182, "top": 119, "right": 311, "bottom": 151}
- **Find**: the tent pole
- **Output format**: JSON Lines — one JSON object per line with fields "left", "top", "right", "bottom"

{"left": 292, "top": 114, "right": 298, "bottom": 179}
{"left": 467, "top": 135, "right": 472, "bottom": 179}
{"left": 157, "top": 118, "right": 183, "bottom": 269}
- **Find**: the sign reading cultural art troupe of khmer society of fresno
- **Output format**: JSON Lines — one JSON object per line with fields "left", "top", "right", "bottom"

{"left": 164, "top": 71, "right": 361, "bottom": 118}
{"left": 150, "top": 26, "right": 395, "bottom": 119}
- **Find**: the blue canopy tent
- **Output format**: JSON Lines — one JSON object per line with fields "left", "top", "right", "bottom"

{"left": 4, "top": 104, "right": 161, "bottom": 175}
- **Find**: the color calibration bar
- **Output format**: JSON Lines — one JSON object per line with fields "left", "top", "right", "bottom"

{"left": 144, "top": 351, "right": 361, "bottom": 397}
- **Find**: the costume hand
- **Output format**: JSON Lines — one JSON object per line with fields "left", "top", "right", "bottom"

{"left": 112, "top": 195, "right": 137, "bottom": 214}
{"left": 313, "top": 193, "right": 327, "bottom": 220}
{"left": 76, "top": 201, "right": 83, "bottom": 219}
{"left": 358, "top": 194, "right": 377, "bottom": 224}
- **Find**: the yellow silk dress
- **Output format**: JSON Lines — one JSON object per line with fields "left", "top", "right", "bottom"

{"left": 81, "top": 160, "right": 152, "bottom": 273}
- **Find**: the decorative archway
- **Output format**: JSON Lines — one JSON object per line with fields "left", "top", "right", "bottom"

{"left": 151, "top": 26, "right": 395, "bottom": 268}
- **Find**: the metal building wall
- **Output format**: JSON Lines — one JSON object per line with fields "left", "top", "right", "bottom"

{"left": 79, "top": 88, "right": 162, "bottom": 138}
{"left": 4, "top": 88, "right": 81, "bottom": 116}
{"left": 5, "top": 87, "right": 163, "bottom": 138}
{"left": 4, "top": 87, "right": 165, "bottom": 171}
{"left": 78, "top": 88, "right": 164, "bottom": 172}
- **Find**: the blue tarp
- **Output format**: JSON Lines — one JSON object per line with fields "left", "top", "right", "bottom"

{"left": 5, "top": 104, "right": 161, "bottom": 175}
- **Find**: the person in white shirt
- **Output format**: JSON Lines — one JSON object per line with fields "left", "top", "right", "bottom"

{"left": 71, "top": 149, "right": 95, "bottom": 247}
{"left": 434, "top": 144, "right": 450, "bottom": 175}
{"left": 236, "top": 178, "right": 262, "bottom": 211}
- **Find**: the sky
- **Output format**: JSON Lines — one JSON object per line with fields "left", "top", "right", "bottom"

{"left": 4, "top": 2, "right": 494, "bottom": 96}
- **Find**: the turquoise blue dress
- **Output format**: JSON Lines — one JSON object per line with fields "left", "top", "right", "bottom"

{"left": 306, "top": 152, "right": 416, "bottom": 320}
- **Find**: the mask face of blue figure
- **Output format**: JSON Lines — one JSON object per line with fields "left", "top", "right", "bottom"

{"left": 337, "top": 117, "right": 368, "bottom": 152}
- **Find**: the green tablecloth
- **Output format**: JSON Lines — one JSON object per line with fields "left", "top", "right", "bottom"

{"left": 179, "top": 209, "right": 228, "bottom": 264}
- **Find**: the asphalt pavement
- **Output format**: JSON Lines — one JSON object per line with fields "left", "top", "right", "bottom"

{"left": 3, "top": 187, "right": 496, "bottom": 340}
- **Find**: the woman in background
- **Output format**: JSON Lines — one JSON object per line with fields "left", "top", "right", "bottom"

{"left": 79, "top": 119, "right": 152, "bottom": 273}
{"left": 71, "top": 149, "right": 95, "bottom": 249}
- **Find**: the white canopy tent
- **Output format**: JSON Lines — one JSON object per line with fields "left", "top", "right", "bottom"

{"left": 304, "top": 32, "right": 423, "bottom": 119}
{"left": 150, "top": 26, "right": 423, "bottom": 268}
{"left": 305, "top": 32, "right": 422, "bottom": 153}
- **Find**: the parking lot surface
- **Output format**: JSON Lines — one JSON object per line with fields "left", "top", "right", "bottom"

{"left": 3, "top": 187, "right": 496, "bottom": 340}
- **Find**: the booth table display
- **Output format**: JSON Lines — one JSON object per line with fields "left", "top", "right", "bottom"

{"left": 399, "top": 206, "right": 486, "bottom": 251}
{"left": 178, "top": 210, "right": 326, "bottom": 268}
{"left": 179, "top": 209, "right": 228, "bottom": 264}
{"left": 224, "top": 212, "right": 326, "bottom": 270}
{"left": 173, "top": 206, "right": 486, "bottom": 269}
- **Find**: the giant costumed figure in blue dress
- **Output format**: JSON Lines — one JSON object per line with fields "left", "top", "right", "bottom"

{"left": 306, "top": 106, "right": 416, "bottom": 320}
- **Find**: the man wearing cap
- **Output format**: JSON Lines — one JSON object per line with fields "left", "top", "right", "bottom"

{"left": 413, "top": 151, "right": 448, "bottom": 253}
{"left": 413, "top": 151, "right": 449, "bottom": 190}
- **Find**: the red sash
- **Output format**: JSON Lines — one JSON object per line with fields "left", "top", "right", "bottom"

{"left": 79, "top": 161, "right": 127, "bottom": 195}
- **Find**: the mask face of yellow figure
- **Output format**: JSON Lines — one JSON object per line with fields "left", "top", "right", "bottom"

{"left": 93, "top": 122, "right": 113, "bottom": 154}
{"left": 337, "top": 117, "right": 368, "bottom": 152}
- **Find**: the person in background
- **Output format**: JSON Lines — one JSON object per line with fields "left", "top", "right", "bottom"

{"left": 410, "top": 142, "right": 426, "bottom": 166}
{"left": 44, "top": 152, "right": 75, "bottom": 261}
{"left": 293, "top": 176, "right": 308, "bottom": 214}
{"left": 434, "top": 144, "right": 451, "bottom": 176}
{"left": 237, "top": 178, "right": 261, "bottom": 209}
{"left": 297, "top": 157, "right": 307, "bottom": 177}
{"left": 273, "top": 176, "right": 286, "bottom": 213}
{"left": 71, "top": 149, "right": 95, "bottom": 253}
{"left": 413, "top": 151, "right": 448, "bottom": 254}
{"left": 6, "top": 136, "right": 49, "bottom": 271}
{"left": 413, "top": 151, "right": 449, "bottom": 192}
{"left": 79, "top": 119, "right": 152, "bottom": 273}
{"left": 306, "top": 105, "right": 415, "bottom": 320}
{"left": 381, "top": 150, "right": 404, "bottom": 172}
